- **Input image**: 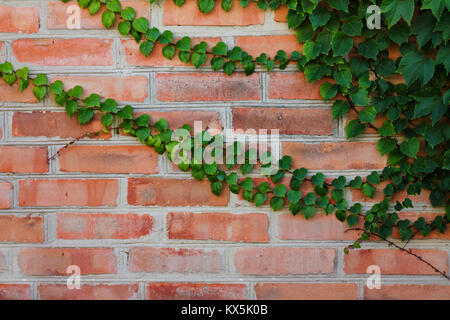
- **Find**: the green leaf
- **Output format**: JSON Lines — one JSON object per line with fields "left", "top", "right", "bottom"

{"left": 211, "top": 57, "right": 224, "bottom": 71}
{"left": 133, "top": 17, "right": 149, "bottom": 33}
{"left": 421, "top": 0, "right": 447, "bottom": 19}
{"left": 302, "top": 205, "right": 315, "bottom": 219}
{"left": 100, "top": 98, "right": 117, "bottom": 113}
{"left": 136, "top": 127, "right": 150, "bottom": 142}
{"left": 342, "top": 18, "right": 362, "bottom": 36}
{"left": 101, "top": 113, "right": 114, "bottom": 128}
{"left": 78, "top": 108, "right": 94, "bottom": 125}
{"left": 309, "top": 7, "right": 330, "bottom": 30}
{"left": 367, "top": 171, "right": 380, "bottom": 185}
{"left": 222, "top": 0, "right": 232, "bottom": 11}
{"left": 331, "top": 32, "right": 353, "bottom": 57}
{"left": 347, "top": 214, "right": 359, "bottom": 227}
{"left": 121, "top": 6, "right": 136, "bottom": 21}
{"left": 333, "top": 68, "right": 352, "bottom": 88}
{"left": 176, "top": 37, "right": 191, "bottom": 52}
{"left": 279, "top": 155, "right": 292, "bottom": 170}
{"left": 377, "top": 138, "right": 397, "bottom": 155}
{"left": 378, "top": 120, "right": 396, "bottom": 136}
{"left": 241, "top": 177, "right": 253, "bottom": 191}
{"left": 118, "top": 21, "right": 131, "bottom": 35}
{"left": 398, "top": 51, "right": 435, "bottom": 86}
{"left": 274, "top": 184, "right": 287, "bottom": 197}
{"left": 362, "top": 183, "right": 376, "bottom": 198}
{"left": 211, "top": 181, "right": 223, "bottom": 196}
{"left": 304, "top": 63, "right": 327, "bottom": 82}
{"left": 162, "top": 44, "right": 176, "bottom": 59}
{"left": 358, "top": 106, "right": 377, "bottom": 123}
{"left": 49, "top": 80, "right": 63, "bottom": 95}
{"left": 287, "top": 9, "right": 305, "bottom": 29}
{"left": 212, "top": 42, "right": 227, "bottom": 56}
{"left": 65, "top": 100, "right": 78, "bottom": 118}
{"left": 332, "top": 100, "right": 350, "bottom": 119}
{"left": 191, "top": 52, "right": 207, "bottom": 69}
{"left": 223, "top": 61, "right": 235, "bottom": 76}
{"left": 139, "top": 41, "right": 154, "bottom": 57}
{"left": 380, "top": 0, "right": 415, "bottom": 28}
{"left": 320, "top": 82, "right": 338, "bottom": 100}
{"left": 136, "top": 114, "right": 150, "bottom": 127}
{"left": 270, "top": 197, "right": 284, "bottom": 211}
{"left": 296, "top": 21, "right": 314, "bottom": 42}
{"left": 68, "top": 86, "right": 82, "bottom": 99}
{"left": 102, "top": 10, "right": 116, "bottom": 29}
{"left": 287, "top": 190, "right": 302, "bottom": 204}
{"left": 350, "top": 88, "right": 370, "bottom": 106}
{"left": 118, "top": 105, "right": 133, "bottom": 120}
{"left": 146, "top": 28, "right": 160, "bottom": 42}
{"left": 254, "top": 193, "right": 267, "bottom": 207}
{"left": 84, "top": 94, "right": 100, "bottom": 107}
{"left": 33, "top": 86, "right": 46, "bottom": 102}
{"left": 411, "top": 11, "right": 435, "bottom": 49}
{"left": 400, "top": 137, "right": 420, "bottom": 159}
{"left": 311, "top": 173, "right": 325, "bottom": 187}
{"left": 197, "top": 0, "right": 215, "bottom": 13}
{"left": 88, "top": 0, "right": 101, "bottom": 15}
{"left": 303, "top": 192, "right": 316, "bottom": 206}
{"left": 328, "top": 0, "right": 349, "bottom": 12}
{"left": 345, "top": 120, "right": 366, "bottom": 139}
{"left": 387, "top": 23, "right": 409, "bottom": 45}
{"left": 106, "top": 0, "right": 121, "bottom": 12}
{"left": 303, "top": 40, "right": 322, "bottom": 62}
{"left": 33, "top": 74, "right": 47, "bottom": 86}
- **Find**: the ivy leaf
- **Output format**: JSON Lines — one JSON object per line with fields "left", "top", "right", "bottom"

{"left": 287, "top": 190, "right": 302, "bottom": 204}
{"left": 84, "top": 94, "right": 100, "bottom": 107}
{"left": 139, "top": 41, "right": 154, "bottom": 57}
{"left": 270, "top": 197, "right": 284, "bottom": 211}
{"left": 146, "top": 28, "right": 160, "bottom": 42}
{"left": 65, "top": 100, "right": 78, "bottom": 118}
{"left": 309, "top": 7, "right": 331, "bottom": 30}
{"left": 380, "top": 0, "right": 415, "bottom": 28}
{"left": 100, "top": 98, "right": 117, "bottom": 113}
{"left": 302, "top": 205, "right": 315, "bottom": 219}
{"left": 400, "top": 137, "right": 420, "bottom": 159}
{"left": 121, "top": 6, "right": 136, "bottom": 21}
{"left": 328, "top": 0, "right": 349, "bottom": 12}
{"left": 398, "top": 51, "right": 435, "bottom": 86}
{"left": 421, "top": 0, "right": 447, "bottom": 19}
{"left": 347, "top": 214, "right": 359, "bottom": 227}
{"left": 106, "top": 0, "right": 121, "bottom": 13}
{"left": 222, "top": 0, "right": 232, "bottom": 11}
{"left": 378, "top": 120, "right": 396, "bottom": 136}
{"left": 136, "top": 114, "right": 150, "bottom": 127}
{"left": 78, "top": 108, "right": 94, "bottom": 125}
{"left": 49, "top": 80, "right": 63, "bottom": 95}
{"left": 333, "top": 68, "right": 352, "bottom": 88}
{"left": 342, "top": 18, "right": 362, "bottom": 36}
{"left": 118, "top": 105, "right": 133, "bottom": 120}
{"left": 241, "top": 177, "right": 253, "bottom": 191}
{"left": 358, "top": 39, "right": 379, "bottom": 60}
{"left": 192, "top": 52, "right": 207, "bottom": 69}
{"left": 211, "top": 57, "right": 224, "bottom": 70}
{"left": 162, "top": 45, "right": 176, "bottom": 60}
{"left": 133, "top": 17, "right": 149, "bottom": 33}
{"left": 303, "top": 40, "right": 322, "bottom": 62}
{"left": 254, "top": 193, "right": 267, "bottom": 207}
{"left": 311, "top": 173, "right": 325, "bottom": 187}
{"left": 287, "top": 10, "right": 305, "bottom": 29}
{"left": 332, "top": 100, "right": 350, "bottom": 119}
{"left": 278, "top": 155, "right": 292, "bottom": 170}
{"left": 212, "top": 42, "right": 227, "bottom": 56}
{"left": 320, "top": 82, "right": 338, "bottom": 100}
{"left": 362, "top": 183, "right": 376, "bottom": 198}
{"left": 331, "top": 32, "right": 353, "bottom": 56}
{"left": 387, "top": 23, "right": 409, "bottom": 45}
{"left": 102, "top": 10, "right": 116, "bottom": 29}
{"left": 118, "top": 21, "right": 131, "bottom": 35}
{"left": 303, "top": 192, "right": 316, "bottom": 206}
{"left": 358, "top": 106, "right": 377, "bottom": 123}
{"left": 296, "top": 21, "right": 314, "bottom": 42}
{"left": 33, "top": 74, "right": 47, "bottom": 86}
{"left": 155, "top": 118, "right": 168, "bottom": 131}
{"left": 101, "top": 113, "right": 114, "bottom": 128}
{"left": 176, "top": 37, "right": 191, "bottom": 52}
{"left": 197, "top": 0, "right": 215, "bottom": 13}
{"left": 273, "top": 184, "right": 287, "bottom": 197}
{"left": 136, "top": 127, "right": 150, "bottom": 142}
{"left": 345, "top": 120, "right": 366, "bottom": 139}
{"left": 33, "top": 86, "right": 46, "bottom": 102}
{"left": 377, "top": 138, "right": 397, "bottom": 155}
{"left": 211, "top": 181, "right": 223, "bottom": 196}
{"left": 304, "top": 63, "right": 327, "bottom": 82}
{"left": 223, "top": 61, "right": 235, "bottom": 76}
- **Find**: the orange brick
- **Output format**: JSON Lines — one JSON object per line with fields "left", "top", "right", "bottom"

{"left": 234, "top": 248, "right": 335, "bottom": 275}
{"left": 19, "top": 179, "right": 118, "bottom": 207}
{"left": 57, "top": 213, "right": 153, "bottom": 240}
{"left": 274, "top": 6, "right": 289, "bottom": 22}
{"left": 18, "top": 248, "right": 116, "bottom": 275}
{"left": 12, "top": 112, "right": 111, "bottom": 139}
{"left": 269, "top": 72, "right": 325, "bottom": 100}
{"left": 163, "top": 0, "right": 264, "bottom": 26}
{"left": 343, "top": 249, "right": 448, "bottom": 275}
{"left": 0, "top": 5, "right": 39, "bottom": 33}
{"left": 122, "top": 37, "right": 220, "bottom": 67}
{"left": 0, "top": 215, "right": 44, "bottom": 243}
{"left": 0, "top": 182, "right": 12, "bottom": 209}
{"left": 254, "top": 283, "right": 358, "bottom": 300}
{"left": 129, "top": 248, "right": 223, "bottom": 273}
{"left": 38, "top": 284, "right": 138, "bottom": 300}
{"left": 0, "top": 284, "right": 31, "bottom": 300}
{"left": 0, "top": 80, "right": 38, "bottom": 103}
{"left": 235, "top": 35, "right": 301, "bottom": 58}
{"left": 0, "top": 147, "right": 48, "bottom": 173}
{"left": 58, "top": 145, "right": 159, "bottom": 174}
{"left": 156, "top": 73, "right": 260, "bottom": 101}
{"left": 167, "top": 212, "right": 269, "bottom": 242}
{"left": 146, "top": 283, "right": 247, "bottom": 300}
{"left": 128, "top": 178, "right": 229, "bottom": 207}
{"left": 364, "top": 284, "right": 450, "bottom": 300}
{"left": 232, "top": 107, "right": 333, "bottom": 135}
{"left": 283, "top": 142, "right": 387, "bottom": 170}
{"left": 12, "top": 39, "right": 113, "bottom": 66}
{"left": 51, "top": 75, "right": 148, "bottom": 102}
{"left": 48, "top": 1, "right": 150, "bottom": 29}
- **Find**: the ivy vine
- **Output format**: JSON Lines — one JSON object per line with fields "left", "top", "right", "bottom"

{"left": 0, "top": 0, "right": 449, "bottom": 279}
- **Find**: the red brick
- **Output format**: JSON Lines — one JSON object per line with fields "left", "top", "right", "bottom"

{"left": 0, "top": 5, "right": 39, "bottom": 33}
{"left": 12, "top": 112, "right": 111, "bottom": 139}
{"left": 234, "top": 248, "right": 335, "bottom": 275}
{"left": 351, "top": 181, "right": 431, "bottom": 203}
{"left": 278, "top": 213, "right": 363, "bottom": 241}
{"left": 235, "top": 35, "right": 301, "bottom": 59}
{"left": 0, "top": 147, "right": 48, "bottom": 173}
{"left": 0, "top": 182, "right": 12, "bottom": 209}
{"left": 19, "top": 179, "right": 118, "bottom": 207}
{"left": 123, "top": 38, "right": 220, "bottom": 67}
{"left": 274, "top": 7, "right": 289, "bottom": 22}
{"left": 12, "top": 39, "right": 113, "bottom": 66}
{"left": 58, "top": 145, "right": 159, "bottom": 174}
{"left": 163, "top": 0, "right": 264, "bottom": 26}
{"left": 283, "top": 142, "right": 387, "bottom": 170}
{"left": 232, "top": 107, "right": 332, "bottom": 135}
{"left": 254, "top": 283, "right": 358, "bottom": 300}
{"left": 0, "top": 80, "right": 38, "bottom": 103}
{"left": 0, "top": 284, "right": 31, "bottom": 300}
{"left": 269, "top": 72, "right": 325, "bottom": 100}
{"left": 343, "top": 249, "right": 448, "bottom": 275}
{"left": 129, "top": 248, "right": 222, "bottom": 273}
{"left": 128, "top": 178, "right": 229, "bottom": 207}
{"left": 38, "top": 284, "right": 138, "bottom": 300}
{"left": 364, "top": 284, "right": 450, "bottom": 300}
{"left": 0, "top": 215, "right": 44, "bottom": 243}
{"left": 48, "top": 1, "right": 150, "bottom": 29}
{"left": 18, "top": 248, "right": 116, "bottom": 275}
{"left": 156, "top": 73, "right": 260, "bottom": 102}
{"left": 146, "top": 283, "right": 247, "bottom": 300}
{"left": 167, "top": 212, "right": 269, "bottom": 242}
{"left": 57, "top": 213, "right": 153, "bottom": 240}
{"left": 51, "top": 75, "right": 148, "bottom": 102}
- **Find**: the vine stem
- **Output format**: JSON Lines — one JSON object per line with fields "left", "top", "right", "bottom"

{"left": 346, "top": 228, "right": 450, "bottom": 280}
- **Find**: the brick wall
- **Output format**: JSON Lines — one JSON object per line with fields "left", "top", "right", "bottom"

{"left": 0, "top": 1, "right": 448, "bottom": 300}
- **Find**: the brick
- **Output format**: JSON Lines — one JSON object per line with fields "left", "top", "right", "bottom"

{"left": 269, "top": 72, "right": 325, "bottom": 100}
{"left": 278, "top": 213, "right": 363, "bottom": 241}
{"left": 19, "top": 179, "right": 118, "bottom": 207}
{"left": 283, "top": 142, "right": 387, "bottom": 170}
{"left": 156, "top": 73, "right": 260, "bottom": 102}
{"left": 0, "top": 215, "right": 44, "bottom": 243}
{"left": 58, "top": 145, "right": 159, "bottom": 174}
{"left": 234, "top": 248, "right": 335, "bottom": 275}
{"left": 38, "top": 284, "right": 138, "bottom": 300}
{"left": 235, "top": 35, "right": 301, "bottom": 58}
{"left": 0, "top": 146, "right": 48, "bottom": 174}
{"left": 57, "top": 213, "right": 153, "bottom": 240}
{"left": 0, "top": 182, "right": 12, "bottom": 209}
{"left": 232, "top": 107, "right": 333, "bottom": 135}
{"left": 254, "top": 283, "right": 358, "bottom": 300}
{"left": 364, "top": 284, "right": 450, "bottom": 300}
{"left": 167, "top": 212, "right": 269, "bottom": 242}
{"left": 0, "top": 5, "right": 39, "bottom": 33}
{"left": 0, "top": 284, "right": 31, "bottom": 300}
{"left": 129, "top": 248, "right": 222, "bottom": 273}
{"left": 12, "top": 112, "right": 111, "bottom": 139}
{"left": 12, "top": 39, "right": 113, "bottom": 66}
{"left": 128, "top": 178, "right": 229, "bottom": 207}
{"left": 351, "top": 181, "right": 430, "bottom": 203}
{"left": 0, "top": 80, "right": 38, "bottom": 103}
{"left": 18, "top": 248, "right": 116, "bottom": 275}
{"left": 343, "top": 249, "right": 448, "bottom": 275}
{"left": 146, "top": 283, "right": 247, "bottom": 300}
{"left": 163, "top": 0, "right": 264, "bottom": 26}
{"left": 123, "top": 37, "right": 220, "bottom": 67}
{"left": 48, "top": 1, "right": 150, "bottom": 29}
{"left": 51, "top": 75, "right": 148, "bottom": 102}
{"left": 274, "top": 7, "right": 289, "bottom": 22}
{"left": 0, "top": 251, "right": 6, "bottom": 274}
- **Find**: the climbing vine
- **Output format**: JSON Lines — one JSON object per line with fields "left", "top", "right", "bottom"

{"left": 0, "top": 0, "right": 449, "bottom": 278}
